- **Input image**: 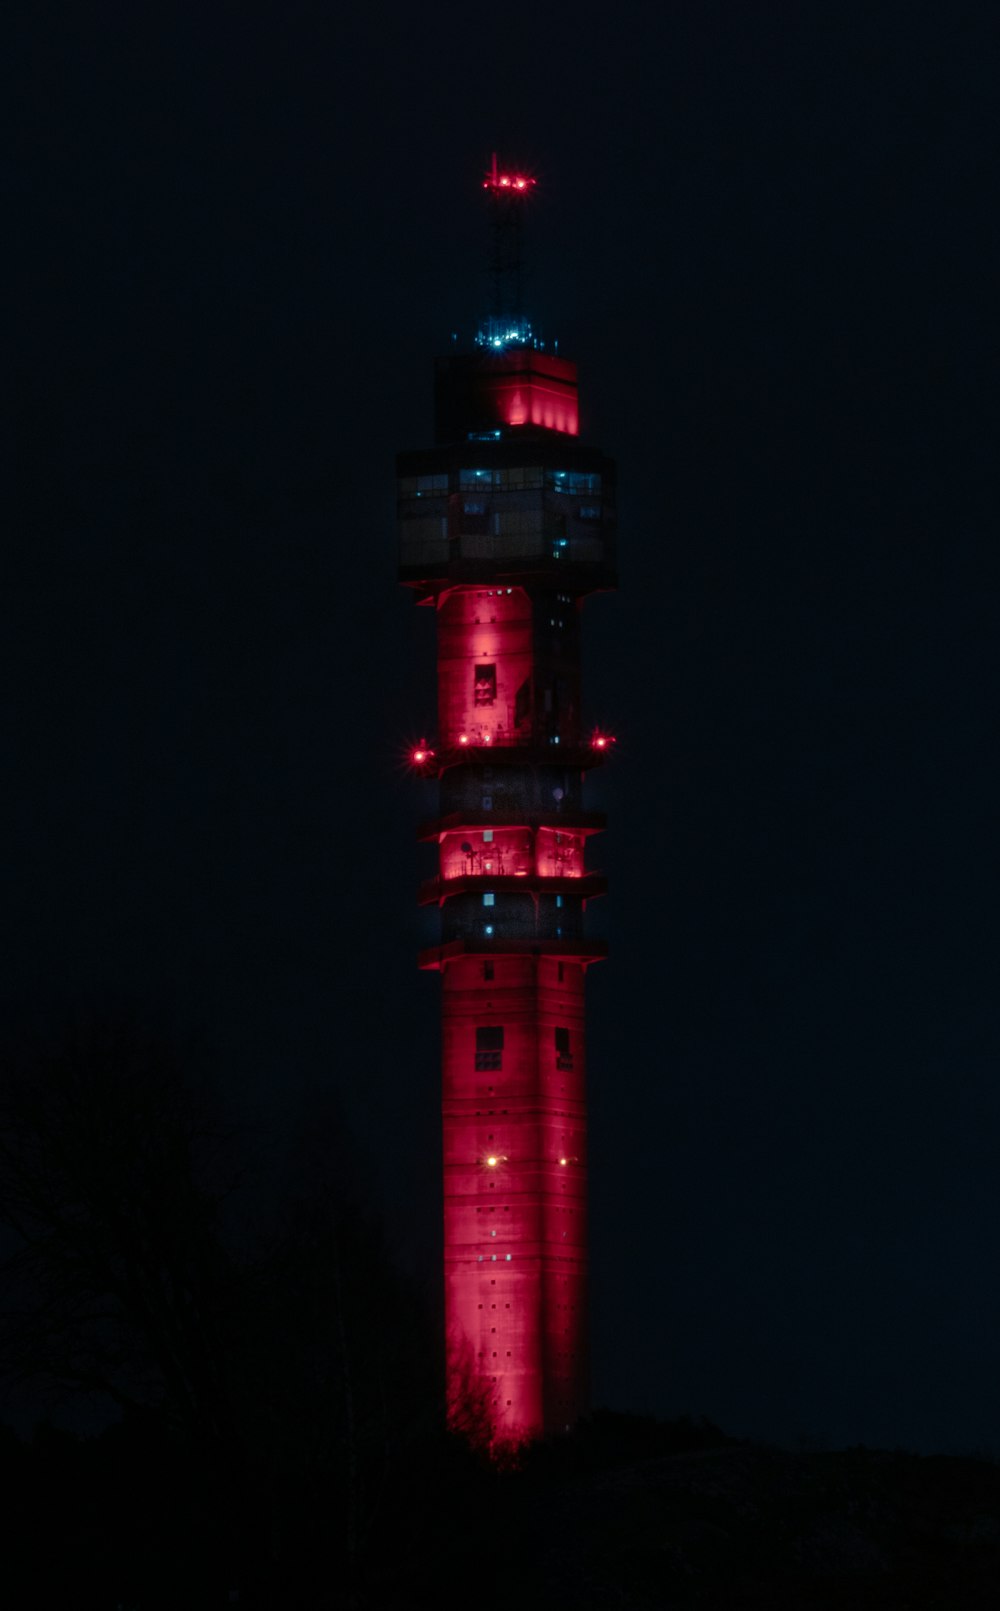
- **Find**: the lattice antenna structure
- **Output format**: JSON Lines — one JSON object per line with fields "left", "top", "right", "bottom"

{"left": 479, "top": 152, "right": 537, "bottom": 351}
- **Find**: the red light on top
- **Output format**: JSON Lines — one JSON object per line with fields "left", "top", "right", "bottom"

{"left": 483, "top": 153, "right": 535, "bottom": 194}
{"left": 591, "top": 731, "right": 616, "bottom": 751}
{"left": 483, "top": 173, "right": 535, "bottom": 192}
{"left": 412, "top": 744, "right": 435, "bottom": 766}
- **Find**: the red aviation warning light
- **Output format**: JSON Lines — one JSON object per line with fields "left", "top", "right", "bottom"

{"left": 483, "top": 152, "right": 536, "bottom": 194}
{"left": 590, "top": 730, "right": 617, "bottom": 752}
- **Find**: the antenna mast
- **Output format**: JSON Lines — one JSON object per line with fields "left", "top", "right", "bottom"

{"left": 479, "top": 152, "right": 536, "bottom": 349}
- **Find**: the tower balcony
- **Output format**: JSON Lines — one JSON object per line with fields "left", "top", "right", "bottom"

{"left": 399, "top": 537, "right": 617, "bottom": 594}
{"left": 415, "top": 739, "right": 611, "bottom": 777}
{"left": 419, "top": 937, "right": 608, "bottom": 972}
{"left": 418, "top": 872, "right": 607, "bottom": 907}
{"left": 418, "top": 808, "right": 607, "bottom": 840}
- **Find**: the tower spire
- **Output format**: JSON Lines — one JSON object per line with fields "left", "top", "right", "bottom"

{"left": 480, "top": 153, "right": 536, "bottom": 350}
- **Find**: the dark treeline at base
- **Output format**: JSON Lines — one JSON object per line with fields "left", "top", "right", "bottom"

{"left": 1, "top": 1017, "right": 998, "bottom": 1608}
{"left": 3, "top": 1414, "right": 1000, "bottom": 1609}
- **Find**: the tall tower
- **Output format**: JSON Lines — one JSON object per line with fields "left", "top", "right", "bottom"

{"left": 399, "top": 161, "right": 616, "bottom": 1446}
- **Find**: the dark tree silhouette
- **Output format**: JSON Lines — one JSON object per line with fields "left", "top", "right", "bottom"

{"left": 0, "top": 1015, "right": 475, "bottom": 1605}
{"left": 0, "top": 1015, "right": 238, "bottom": 1441}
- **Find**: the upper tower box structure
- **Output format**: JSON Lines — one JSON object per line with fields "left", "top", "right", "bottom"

{"left": 399, "top": 155, "right": 616, "bottom": 604}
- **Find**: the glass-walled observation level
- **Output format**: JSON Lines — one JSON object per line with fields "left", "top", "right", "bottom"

{"left": 417, "top": 762, "right": 607, "bottom": 961}
{"left": 397, "top": 444, "right": 616, "bottom": 594}
{"left": 436, "top": 757, "right": 598, "bottom": 818}
{"left": 438, "top": 889, "right": 590, "bottom": 947}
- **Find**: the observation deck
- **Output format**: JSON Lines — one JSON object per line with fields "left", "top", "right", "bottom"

{"left": 398, "top": 441, "right": 617, "bottom": 596}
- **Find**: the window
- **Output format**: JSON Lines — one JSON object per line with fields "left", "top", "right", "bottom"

{"left": 474, "top": 664, "right": 497, "bottom": 706}
{"left": 494, "top": 465, "right": 542, "bottom": 490}
{"left": 483, "top": 893, "right": 495, "bottom": 907}
{"left": 555, "top": 1027, "right": 573, "bottom": 1070}
{"left": 546, "top": 469, "right": 602, "bottom": 495}
{"left": 483, "top": 830, "right": 494, "bottom": 843}
{"left": 475, "top": 1026, "right": 504, "bottom": 1070}
{"left": 483, "top": 961, "right": 494, "bottom": 981}
{"left": 399, "top": 472, "right": 448, "bottom": 496}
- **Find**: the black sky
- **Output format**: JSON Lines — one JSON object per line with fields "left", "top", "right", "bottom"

{"left": 5, "top": 1, "right": 998, "bottom": 1453}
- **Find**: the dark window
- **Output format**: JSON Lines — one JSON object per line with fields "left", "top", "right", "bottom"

{"left": 475, "top": 1026, "right": 504, "bottom": 1071}
{"left": 474, "top": 664, "right": 497, "bottom": 706}
{"left": 483, "top": 961, "right": 494, "bottom": 981}
{"left": 555, "top": 1027, "right": 573, "bottom": 1070}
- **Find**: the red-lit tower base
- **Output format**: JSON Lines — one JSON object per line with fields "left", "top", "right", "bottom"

{"left": 399, "top": 186, "right": 615, "bottom": 1448}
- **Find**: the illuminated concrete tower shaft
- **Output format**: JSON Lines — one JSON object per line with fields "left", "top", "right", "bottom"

{"left": 399, "top": 167, "right": 616, "bottom": 1444}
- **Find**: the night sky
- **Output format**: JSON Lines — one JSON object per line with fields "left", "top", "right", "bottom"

{"left": 6, "top": 2, "right": 997, "bottom": 1455}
